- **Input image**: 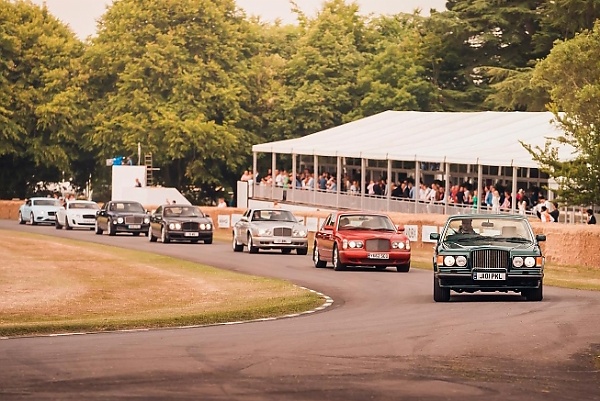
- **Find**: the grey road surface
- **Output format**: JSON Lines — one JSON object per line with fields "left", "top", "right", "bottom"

{"left": 1, "top": 220, "right": 599, "bottom": 401}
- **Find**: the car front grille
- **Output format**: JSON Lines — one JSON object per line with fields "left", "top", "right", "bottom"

{"left": 472, "top": 249, "right": 510, "bottom": 270}
{"left": 83, "top": 214, "right": 95, "bottom": 219}
{"left": 125, "top": 216, "right": 143, "bottom": 224}
{"left": 182, "top": 222, "right": 199, "bottom": 231}
{"left": 365, "top": 239, "right": 390, "bottom": 252}
{"left": 48, "top": 211, "right": 56, "bottom": 216}
{"left": 274, "top": 227, "right": 292, "bottom": 237}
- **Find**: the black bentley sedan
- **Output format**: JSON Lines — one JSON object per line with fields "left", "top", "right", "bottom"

{"left": 430, "top": 214, "right": 546, "bottom": 302}
{"left": 148, "top": 204, "right": 213, "bottom": 244}
{"left": 95, "top": 200, "right": 150, "bottom": 236}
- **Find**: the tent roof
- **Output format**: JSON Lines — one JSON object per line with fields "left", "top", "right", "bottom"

{"left": 252, "top": 111, "right": 574, "bottom": 168}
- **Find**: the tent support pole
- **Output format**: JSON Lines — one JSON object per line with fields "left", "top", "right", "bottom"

{"left": 361, "top": 158, "right": 366, "bottom": 210}
{"left": 512, "top": 166, "right": 518, "bottom": 214}
{"left": 414, "top": 160, "right": 420, "bottom": 214}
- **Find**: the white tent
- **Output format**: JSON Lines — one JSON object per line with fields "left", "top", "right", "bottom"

{"left": 252, "top": 111, "right": 573, "bottom": 168}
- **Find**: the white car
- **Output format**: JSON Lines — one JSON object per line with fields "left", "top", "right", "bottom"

{"left": 55, "top": 200, "right": 100, "bottom": 230}
{"left": 18, "top": 197, "right": 61, "bottom": 225}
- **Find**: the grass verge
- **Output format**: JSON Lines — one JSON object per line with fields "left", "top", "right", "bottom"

{"left": 0, "top": 230, "right": 324, "bottom": 338}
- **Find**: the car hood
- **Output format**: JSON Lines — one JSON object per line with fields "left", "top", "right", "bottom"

{"left": 440, "top": 240, "right": 537, "bottom": 252}
{"left": 251, "top": 221, "right": 303, "bottom": 229}
{"left": 164, "top": 217, "right": 211, "bottom": 223}
{"left": 338, "top": 230, "right": 405, "bottom": 240}
{"left": 28, "top": 205, "right": 60, "bottom": 211}
{"left": 67, "top": 208, "right": 98, "bottom": 214}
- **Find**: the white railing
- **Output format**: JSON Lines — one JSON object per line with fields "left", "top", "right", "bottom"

{"left": 249, "top": 183, "right": 591, "bottom": 223}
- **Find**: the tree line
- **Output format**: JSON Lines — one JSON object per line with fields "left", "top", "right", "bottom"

{"left": 1, "top": 0, "right": 598, "bottom": 205}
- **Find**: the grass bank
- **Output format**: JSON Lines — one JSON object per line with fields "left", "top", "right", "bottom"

{"left": 0, "top": 230, "right": 324, "bottom": 338}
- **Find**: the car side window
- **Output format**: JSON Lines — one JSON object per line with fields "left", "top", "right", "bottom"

{"left": 322, "top": 214, "right": 333, "bottom": 229}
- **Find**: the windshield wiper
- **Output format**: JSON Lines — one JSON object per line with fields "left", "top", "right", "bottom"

{"left": 498, "top": 237, "right": 532, "bottom": 243}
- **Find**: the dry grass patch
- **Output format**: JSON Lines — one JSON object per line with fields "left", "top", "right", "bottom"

{"left": 0, "top": 230, "right": 323, "bottom": 337}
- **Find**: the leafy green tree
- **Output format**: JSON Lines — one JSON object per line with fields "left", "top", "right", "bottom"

{"left": 82, "top": 0, "right": 258, "bottom": 199}
{"left": 0, "top": 0, "right": 87, "bottom": 198}
{"left": 525, "top": 22, "right": 600, "bottom": 205}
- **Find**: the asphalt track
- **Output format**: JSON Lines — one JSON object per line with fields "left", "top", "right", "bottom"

{"left": 1, "top": 219, "right": 599, "bottom": 401}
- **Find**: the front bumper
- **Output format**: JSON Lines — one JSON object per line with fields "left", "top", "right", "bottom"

{"left": 69, "top": 217, "right": 96, "bottom": 227}
{"left": 340, "top": 250, "right": 411, "bottom": 266}
{"left": 166, "top": 230, "right": 213, "bottom": 241}
{"left": 254, "top": 236, "right": 308, "bottom": 249}
{"left": 113, "top": 223, "right": 150, "bottom": 233}
{"left": 436, "top": 271, "right": 543, "bottom": 291}
{"left": 35, "top": 213, "right": 56, "bottom": 223}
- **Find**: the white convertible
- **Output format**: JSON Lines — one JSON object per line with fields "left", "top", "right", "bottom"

{"left": 55, "top": 200, "right": 100, "bottom": 230}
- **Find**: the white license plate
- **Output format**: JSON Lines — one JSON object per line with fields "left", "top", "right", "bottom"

{"left": 184, "top": 232, "right": 199, "bottom": 237}
{"left": 83, "top": 219, "right": 94, "bottom": 224}
{"left": 274, "top": 238, "right": 292, "bottom": 244}
{"left": 368, "top": 253, "right": 389, "bottom": 260}
{"left": 475, "top": 272, "right": 506, "bottom": 280}
{"left": 128, "top": 224, "right": 141, "bottom": 229}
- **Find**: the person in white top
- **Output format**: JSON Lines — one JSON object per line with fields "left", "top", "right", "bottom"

{"left": 217, "top": 198, "right": 227, "bottom": 208}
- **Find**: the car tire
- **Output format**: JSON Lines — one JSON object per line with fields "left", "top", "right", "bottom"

{"left": 232, "top": 232, "right": 243, "bottom": 252}
{"left": 204, "top": 237, "right": 213, "bottom": 245}
{"left": 332, "top": 244, "right": 346, "bottom": 271}
{"left": 297, "top": 247, "right": 308, "bottom": 256}
{"left": 132, "top": 232, "right": 140, "bottom": 236}
{"left": 161, "top": 227, "right": 170, "bottom": 244}
{"left": 375, "top": 266, "right": 387, "bottom": 271}
{"left": 248, "top": 234, "right": 259, "bottom": 254}
{"left": 148, "top": 226, "right": 157, "bottom": 242}
{"left": 396, "top": 263, "right": 410, "bottom": 273}
{"left": 313, "top": 243, "right": 327, "bottom": 268}
{"left": 18, "top": 211, "right": 25, "bottom": 225}
{"left": 95, "top": 220, "right": 103, "bottom": 235}
{"left": 433, "top": 276, "right": 451, "bottom": 302}
{"left": 55, "top": 219, "right": 62, "bottom": 230}
{"left": 281, "top": 248, "right": 292, "bottom": 254}
{"left": 65, "top": 219, "right": 73, "bottom": 230}
{"left": 29, "top": 213, "right": 37, "bottom": 226}
{"left": 524, "top": 283, "right": 543, "bottom": 301}
{"left": 107, "top": 219, "right": 116, "bottom": 236}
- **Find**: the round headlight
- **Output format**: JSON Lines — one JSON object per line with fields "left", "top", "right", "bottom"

{"left": 117, "top": 217, "right": 124, "bottom": 224}
{"left": 524, "top": 257, "right": 536, "bottom": 268}
{"left": 395, "top": 242, "right": 406, "bottom": 250}
{"left": 206, "top": 223, "right": 212, "bottom": 230}
{"left": 200, "top": 223, "right": 206, "bottom": 230}
{"left": 456, "top": 256, "right": 467, "bottom": 267}
{"left": 444, "top": 255, "right": 456, "bottom": 266}
{"left": 513, "top": 257, "right": 524, "bottom": 268}
{"left": 144, "top": 217, "right": 150, "bottom": 224}
{"left": 348, "top": 240, "right": 357, "bottom": 248}
{"left": 169, "top": 223, "right": 175, "bottom": 230}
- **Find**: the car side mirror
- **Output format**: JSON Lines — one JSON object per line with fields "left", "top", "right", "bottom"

{"left": 430, "top": 233, "right": 440, "bottom": 240}
{"left": 324, "top": 225, "right": 333, "bottom": 230}
{"left": 536, "top": 234, "right": 546, "bottom": 242}
{"left": 396, "top": 224, "right": 405, "bottom": 232}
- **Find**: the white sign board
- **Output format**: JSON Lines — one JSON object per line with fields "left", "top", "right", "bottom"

{"left": 217, "top": 214, "right": 230, "bottom": 229}
{"left": 403, "top": 225, "right": 419, "bottom": 242}
{"left": 422, "top": 225, "right": 439, "bottom": 243}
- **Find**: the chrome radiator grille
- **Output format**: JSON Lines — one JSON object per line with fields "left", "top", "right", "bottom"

{"left": 125, "top": 216, "right": 143, "bottom": 224}
{"left": 365, "top": 239, "right": 390, "bottom": 252}
{"left": 182, "top": 222, "right": 199, "bottom": 231}
{"left": 274, "top": 227, "right": 292, "bottom": 237}
{"left": 472, "top": 249, "right": 510, "bottom": 270}
{"left": 83, "top": 214, "right": 96, "bottom": 219}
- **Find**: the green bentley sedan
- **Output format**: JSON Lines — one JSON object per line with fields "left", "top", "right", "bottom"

{"left": 430, "top": 214, "right": 546, "bottom": 302}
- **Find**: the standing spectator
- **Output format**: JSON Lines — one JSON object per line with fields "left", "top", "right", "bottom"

{"left": 550, "top": 201, "right": 560, "bottom": 222}
{"left": 485, "top": 186, "right": 494, "bottom": 209}
{"left": 587, "top": 209, "right": 596, "bottom": 224}
{"left": 491, "top": 189, "right": 501, "bottom": 213}
{"left": 217, "top": 197, "right": 228, "bottom": 208}
{"left": 135, "top": 178, "right": 142, "bottom": 187}
{"left": 540, "top": 206, "right": 554, "bottom": 223}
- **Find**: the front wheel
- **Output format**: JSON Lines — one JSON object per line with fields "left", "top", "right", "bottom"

{"left": 313, "top": 243, "right": 326, "bottom": 268}
{"left": 29, "top": 213, "right": 37, "bottom": 226}
{"left": 55, "top": 219, "right": 63, "bottom": 230}
{"left": 107, "top": 219, "right": 116, "bottom": 236}
{"left": 18, "top": 211, "right": 25, "bottom": 225}
{"left": 248, "top": 234, "right": 259, "bottom": 254}
{"left": 332, "top": 244, "right": 346, "bottom": 271}
{"left": 297, "top": 247, "right": 308, "bottom": 256}
{"left": 232, "top": 232, "right": 243, "bottom": 252}
{"left": 433, "top": 276, "right": 451, "bottom": 302}
{"left": 281, "top": 248, "right": 292, "bottom": 254}
{"left": 396, "top": 263, "right": 410, "bottom": 273}
{"left": 65, "top": 218, "right": 72, "bottom": 230}
{"left": 523, "top": 283, "right": 543, "bottom": 301}
{"left": 204, "top": 237, "right": 213, "bottom": 244}
{"left": 161, "top": 227, "right": 170, "bottom": 244}
{"left": 148, "top": 226, "right": 157, "bottom": 242}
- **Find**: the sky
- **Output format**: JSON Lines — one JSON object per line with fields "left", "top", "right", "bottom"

{"left": 31, "top": 0, "right": 447, "bottom": 40}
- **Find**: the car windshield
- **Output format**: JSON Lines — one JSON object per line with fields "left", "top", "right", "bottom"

{"left": 110, "top": 202, "right": 145, "bottom": 213}
{"left": 164, "top": 206, "right": 204, "bottom": 217}
{"left": 251, "top": 209, "right": 297, "bottom": 222}
{"left": 32, "top": 199, "right": 60, "bottom": 206}
{"left": 442, "top": 217, "right": 534, "bottom": 244}
{"left": 338, "top": 214, "right": 396, "bottom": 231}
{"left": 69, "top": 202, "right": 99, "bottom": 210}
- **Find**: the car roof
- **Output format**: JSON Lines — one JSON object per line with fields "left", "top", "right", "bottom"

{"left": 448, "top": 214, "right": 528, "bottom": 220}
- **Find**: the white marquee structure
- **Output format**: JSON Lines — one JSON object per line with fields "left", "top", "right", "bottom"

{"left": 250, "top": 111, "right": 573, "bottom": 215}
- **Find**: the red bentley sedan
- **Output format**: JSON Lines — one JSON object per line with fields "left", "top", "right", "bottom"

{"left": 313, "top": 211, "right": 411, "bottom": 272}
